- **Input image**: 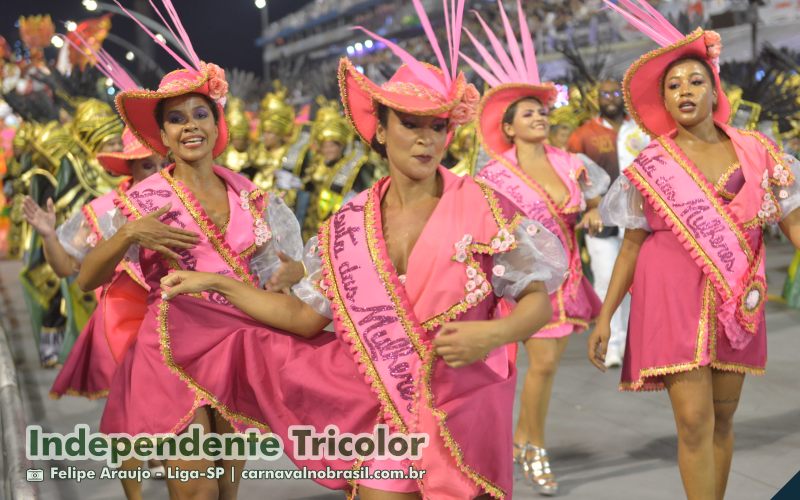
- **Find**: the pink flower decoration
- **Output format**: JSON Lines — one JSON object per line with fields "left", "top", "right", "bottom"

{"left": 463, "top": 83, "right": 481, "bottom": 106}
{"left": 704, "top": 31, "right": 722, "bottom": 66}
{"left": 201, "top": 62, "right": 228, "bottom": 103}
{"left": 466, "top": 292, "right": 478, "bottom": 305}
{"left": 208, "top": 78, "right": 229, "bottom": 103}
{"left": 450, "top": 102, "right": 474, "bottom": 126}
{"left": 455, "top": 250, "right": 467, "bottom": 263}
{"left": 87, "top": 233, "right": 98, "bottom": 247}
{"left": 465, "top": 280, "right": 477, "bottom": 292}
{"left": 492, "top": 265, "right": 506, "bottom": 277}
{"left": 480, "top": 282, "right": 490, "bottom": 293}
{"left": 466, "top": 267, "right": 478, "bottom": 279}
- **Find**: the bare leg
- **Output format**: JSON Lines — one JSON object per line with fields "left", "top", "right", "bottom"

{"left": 518, "top": 336, "right": 569, "bottom": 447}
{"left": 211, "top": 410, "right": 245, "bottom": 500}
{"left": 710, "top": 369, "right": 745, "bottom": 500}
{"left": 164, "top": 407, "right": 223, "bottom": 500}
{"left": 119, "top": 458, "right": 143, "bottom": 500}
{"left": 664, "top": 367, "right": 715, "bottom": 500}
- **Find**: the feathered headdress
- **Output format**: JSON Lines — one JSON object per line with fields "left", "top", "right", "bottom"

{"left": 112, "top": 0, "right": 230, "bottom": 157}
{"left": 461, "top": 0, "right": 557, "bottom": 158}
{"left": 602, "top": 0, "right": 730, "bottom": 136}
{"left": 338, "top": 0, "right": 480, "bottom": 145}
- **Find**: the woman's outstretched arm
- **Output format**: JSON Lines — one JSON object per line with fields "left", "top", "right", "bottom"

{"left": 587, "top": 228, "right": 648, "bottom": 371}
{"left": 161, "top": 271, "right": 330, "bottom": 337}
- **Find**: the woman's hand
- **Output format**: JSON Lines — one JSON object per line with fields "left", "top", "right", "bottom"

{"left": 160, "top": 271, "right": 221, "bottom": 300}
{"left": 264, "top": 251, "right": 305, "bottom": 293}
{"left": 123, "top": 204, "right": 200, "bottom": 261}
{"left": 578, "top": 207, "right": 604, "bottom": 235}
{"left": 433, "top": 321, "right": 497, "bottom": 368}
{"left": 23, "top": 196, "right": 56, "bottom": 238}
{"left": 587, "top": 319, "right": 611, "bottom": 372}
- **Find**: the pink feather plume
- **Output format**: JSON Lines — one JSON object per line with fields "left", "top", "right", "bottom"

{"left": 460, "top": 0, "right": 542, "bottom": 88}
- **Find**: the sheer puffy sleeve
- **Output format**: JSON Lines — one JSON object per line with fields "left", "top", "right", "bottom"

{"left": 577, "top": 153, "right": 611, "bottom": 199}
{"left": 775, "top": 153, "right": 800, "bottom": 220}
{"left": 290, "top": 236, "right": 332, "bottom": 318}
{"left": 249, "top": 195, "right": 305, "bottom": 286}
{"left": 56, "top": 211, "right": 94, "bottom": 262}
{"left": 98, "top": 207, "right": 141, "bottom": 263}
{"left": 599, "top": 175, "right": 651, "bottom": 231}
{"left": 492, "top": 219, "right": 568, "bottom": 300}
{"left": 98, "top": 207, "right": 128, "bottom": 240}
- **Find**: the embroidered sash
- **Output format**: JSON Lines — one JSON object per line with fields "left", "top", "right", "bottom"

{"left": 477, "top": 148, "right": 582, "bottom": 297}
{"left": 320, "top": 180, "right": 510, "bottom": 498}
{"left": 115, "top": 165, "right": 269, "bottom": 295}
{"left": 320, "top": 193, "right": 426, "bottom": 433}
{"left": 85, "top": 179, "right": 147, "bottom": 289}
{"left": 627, "top": 138, "right": 765, "bottom": 349}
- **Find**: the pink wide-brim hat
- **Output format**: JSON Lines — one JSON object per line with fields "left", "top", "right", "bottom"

{"left": 477, "top": 82, "right": 559, "bottom": 159}
{"left": 96, "top": 127, "right": 154, "bottom": 176}
{"left": 115, "top": 68, "right": 229, "bottom": 158}
{"left": 339, "top": 57, "right": 469, "bottom": 145}
{"left": 624, "top": 28, "right": 730, "bottom": 137}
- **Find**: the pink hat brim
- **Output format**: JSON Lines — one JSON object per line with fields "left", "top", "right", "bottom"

{"left": 624, "top": 28, "right": 730, "bottom": 138}
{"left": 339, "top": 58, "right": 465, "bottom": 145}
{"left": 477, "top": 83, "right": 559, "bottom": 159}
{"left": 115, "top": 69, "right": 229, "bottom": 158}
{"left": 96, "top": 145, "right": 154, "bottom": 176}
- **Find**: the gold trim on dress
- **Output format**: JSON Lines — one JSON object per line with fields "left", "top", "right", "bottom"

{"left": 419, "top": 350, "right": 506, "bottom": 498}
{"left": 318, "top": 219, "right": 409, "bottom": 433}
{"left": 158, "top": 300, "right": 272, "bottom": 433}
{"left": 160, "top": 169, "right": 256, "bottom": 285}
{"left": 658, "top": 137, "right": 753, "bottom": 262}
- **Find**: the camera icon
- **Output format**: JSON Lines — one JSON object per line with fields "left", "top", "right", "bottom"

{"left": 26, "top": 469, "right": 44, "bottom": 482}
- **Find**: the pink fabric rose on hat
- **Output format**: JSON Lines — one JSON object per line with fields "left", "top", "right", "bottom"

{"left": 704, "top": 31, "right": 722, "bottom": 69}
{"left": 450, "top": 101, "right": 474, "bottom": 125}
{"left": 201, "top": 62, "right": 229, "bottom": 104}
{"left": 449, "top": 84, "right": 479, "bottom": 125}
{"left": 462, "top": 83, "right": 480, "bottom": 106}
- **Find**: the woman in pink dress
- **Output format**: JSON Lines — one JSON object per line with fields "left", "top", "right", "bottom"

{"left": 75, "top": 3, "right": 307, "bottom": 498}
{"left": 462, "top": 2, "right": 606, "bottom": 493}
{"left": 158, "top": 2, "right": 567, "bottom": 498}
{"left": 47, "top": 127, "right": 161, "bottom": 402}
{"left": 589, "top": 2, "right": 800, "bottom": 499}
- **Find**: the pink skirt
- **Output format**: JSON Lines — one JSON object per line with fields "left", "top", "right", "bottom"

{"left": 621, "top": 228, "right": 767, "bottom": 391}
{"left": 50, "top": 314, "right": 115, "bottom": 399}
{"left": 535, "top": 275, "right": 602, "bottom": 339}
{"left": 140, "top": 295, "right": 517, "bottom": 497}
{"left": 51, "top": 272, "right": 148, "bottom": 400}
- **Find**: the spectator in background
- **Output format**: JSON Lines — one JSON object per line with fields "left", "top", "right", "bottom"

{"left": 568, "top": 79, "right": 648, "bottom": 368}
